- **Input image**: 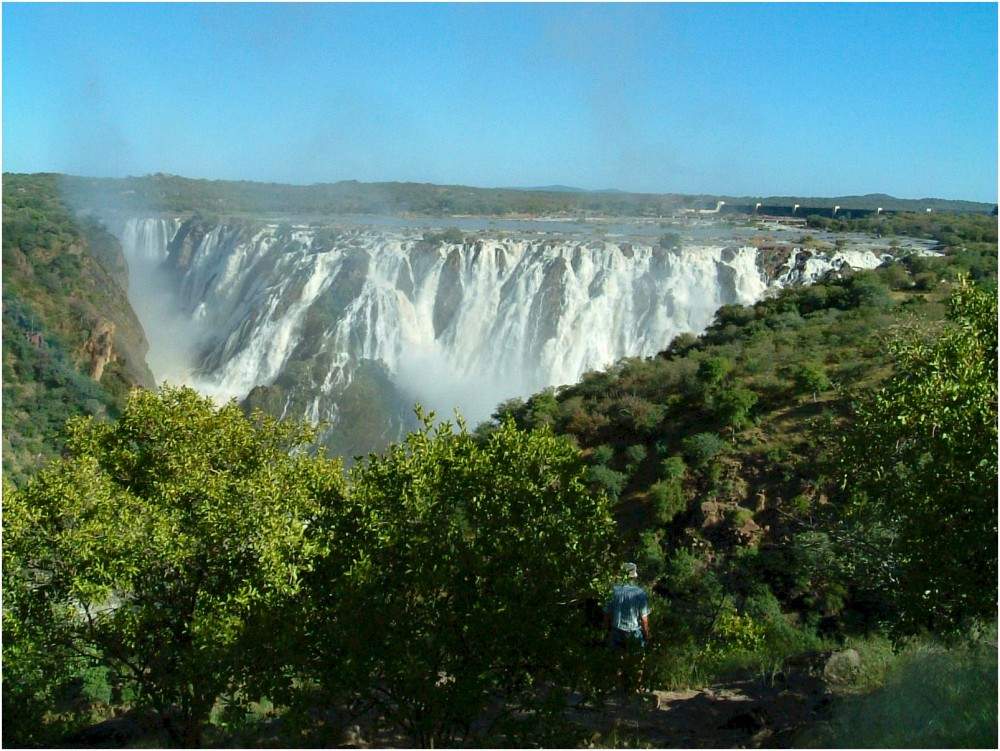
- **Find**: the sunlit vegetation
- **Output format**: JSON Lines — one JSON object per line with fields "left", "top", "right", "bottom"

{"left": 3, "top": 173, "right": 153, "bottom": 484}
{"left": 2, "top": 173, "right": 996, "bottom": 746}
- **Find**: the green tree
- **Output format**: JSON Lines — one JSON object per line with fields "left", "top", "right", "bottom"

{"left": 649, "top": 478, "right": 687, "bottom": 525}
{"left": 590, "top": 443, "right": 615, "bottom": 466}
{"left": 697, "top": 356, "right": 732, "bottom": 389}
{"left": 302, "top": 415, "right": 614, "bottom": 746}
{"left": 585, "top": 464, "right": 628, "bottom": 500}
{"left": 660, "top": 455, "right": 687, "bottom": 481}
{"left": 681, "top": 432, "right": 727, "bottom": 469}
{"left": 624, "top": 443, "right": 648, "bottom": 470}
{"left": 839, "top": 279, "right": 998, "bottom": 633}
{"left": 2, "top": 387, "right": 341, "bottom": 746}
{"left": 710, "top": 386, "right": 759, "bottom": 440}
{"left": 793, "top": 362, "right": 833, "bottom": 401}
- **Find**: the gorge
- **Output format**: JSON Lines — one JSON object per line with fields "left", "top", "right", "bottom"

{"left": 108, "top": 214, "right": 927, "bottom": 456}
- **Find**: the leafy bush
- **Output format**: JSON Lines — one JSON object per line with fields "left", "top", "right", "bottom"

{"left": 912, "top": 271, "right": 938, "bottom": 291}
{"left": 660, "top": 455, "right": 687, "bottom": 480}
{"left": 696, "top": 356, "right": 732, "bottom": 388}
{"left": 793, "top": 362, "right": 832, "bottom": 399}
{"left": 589, "top": 443, "right": 615, "bottom": 466}
{"left": 839, "top": 280, "right": 998, "bottom": 633}
{"left": 624, "top": 443, "right": 648, "bottom": 467}
{"left": 636, "top": 530, "right": 665, "bottom": 577}
{"left": 302, "top": 416, "right": 614, "bottom": 747}
{"left": 649, "top": 479, "right": 687, "bottom": 524}
{"left": 681, "top": 432, "right": 727, "bottom": 469}
{"left": 846, "top": 273, "right": 892, "bottom": 308}
{"left": 2, "top": 387, "right": 341, "bottom": 747}
{"left": 585, "top": 464, "right": 628, "bottom": 500}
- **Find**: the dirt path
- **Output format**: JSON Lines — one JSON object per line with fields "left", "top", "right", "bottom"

{"left": 569, "top": 672, "right": 831, "bottom": 748}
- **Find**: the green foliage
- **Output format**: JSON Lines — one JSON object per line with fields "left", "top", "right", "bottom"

{"left": 663, "top": 331, "right": 698, "bottom": 357}
{"left": 2, "top": 295, "right": 118, "bottom": 485}
{"left": 845, "top": 272, "right": 892, "bottom": 309}
{"left": 696, "top": 355, "right": 732, "bottom": 388}
{"left": 3, "top": 173, "right": 154, "bottom": 484}
{"left": 590, "top": 443, "right": 615, "bottom": 466}
{"left": 793, "top": 361, "right": 832, "bottom": 400}
{"left": 624, "top": 443, "right": 647, "bottom": 468}
{"left": 2, "top": 387, "right": 342, "bottom": 746}
{"left": 659, "top": 454, "right": 687, "bottom": 481}
{"left": 636, "top": 530, "right": 666, "bottom": 577}
{"left": 681, "top": 432, "right": 727, "bottom": 469}
{"left": 585, "top": 464, "right": 628, "bottom": 501}
{"left": 649, "top": 479, "right": 687, "bottom": 525}
{"left": 701, "top": 609, "right": 766, "bottom": 659}
{"left": 802, "top": 627, "right": 998, "bottom": 748}
{"left": 301, "top": 416, "right": 614, "bottom": 746}
{"left": 709, "top": 385, "right": 758, "bottom": 434}
{"left": 839, "top": 279, "right": 998, "bottom": 634}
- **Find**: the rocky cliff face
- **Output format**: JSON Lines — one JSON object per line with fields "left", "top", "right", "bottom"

{"left": 83, "top": 319, "right": 116, "bottom": 382}
{"left": 2, "top": 173, "right": 156, "bottom": 482}
{"left": 113, "top": 216, "right": 906, "bottom": 457}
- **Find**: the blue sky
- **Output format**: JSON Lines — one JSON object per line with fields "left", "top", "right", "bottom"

{"left": 3, "top": 3, "right": 997, "bottom": 201}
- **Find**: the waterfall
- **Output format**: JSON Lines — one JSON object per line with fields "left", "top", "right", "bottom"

{"left": 114, "top": 216, "right": 896, "bottom": 450}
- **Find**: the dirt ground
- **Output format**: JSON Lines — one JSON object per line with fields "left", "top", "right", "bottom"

{"left": 568, "top": 672, "right": 831, "bottom": 748}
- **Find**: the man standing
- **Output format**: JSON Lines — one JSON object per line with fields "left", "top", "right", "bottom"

{"left": 604, "top": 562, "right": 651, "bottom": 649}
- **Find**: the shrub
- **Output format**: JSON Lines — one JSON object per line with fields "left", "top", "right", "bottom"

{"left": 303, "top": 416, "right": 615, "bottom": 747}
{"left": 649, "top": 479, "right": 687, "bottom": 525}
{"left": 663, "top": 332, "right": 698, "bottom": 358}
{"left": 793, "top": 362, "right": 832, "bottom": 400}
{"left": 913, "top": 271, "right": 938, "bottom": 291}
{"left": 880, "top": 262, "right": 913, "bottom": 290}
{"left": 696, "top": 356, "right": 732, "bottom": 388}
{"left": 681, "top": 432, "right": 727, "bottom": 469}
{"left": 636, "top": 530, "right": 665, "bottom": 577}
{"left": 660, "top": 455, "right": 687, "bottom": 481}
{"left": 624, "top": 443, "right": 648, "bottom": 467}
{"left": 2, "top": 387, "right": 341, "bottom": 747}
{"left": 585, "top": 464, "right": 627, "bottom": 500}
{"left": 710, "top": 386, "right": 758, "bottom": 435}
{"left": 847, "top": 274, "right": 892, "bottom": 308}
{"left": 589, "top": 443, "right": 615, "bottom": 466}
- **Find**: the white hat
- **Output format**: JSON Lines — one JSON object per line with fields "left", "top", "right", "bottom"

{"left": 624, "top": 562, "right": 638, "bottom": 578}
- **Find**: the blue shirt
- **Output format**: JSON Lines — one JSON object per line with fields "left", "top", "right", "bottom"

{"left": 604, "top": 583, "right": 650, "bottom": 632}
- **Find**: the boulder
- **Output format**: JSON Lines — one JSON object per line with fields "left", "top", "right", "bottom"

{"left": 822, "top": 648, "right": 861, "bottom": 685}
{"left": 699, "top": 501, "right": 726, "bottom": 528}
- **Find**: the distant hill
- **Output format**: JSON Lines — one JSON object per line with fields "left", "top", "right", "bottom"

{"left": 509, "top": 185, "right": 630, "bottom": 194}
{"left": 8, "top": 172, "right": 993, "bottom": 218}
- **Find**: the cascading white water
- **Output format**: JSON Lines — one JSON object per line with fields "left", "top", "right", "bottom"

{"left": 115, "top": 216, "right": 899, "bottom": 448}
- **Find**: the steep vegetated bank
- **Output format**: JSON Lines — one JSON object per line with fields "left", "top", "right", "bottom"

{"left": 475, "top": 246, "right": 997, "bottom": 742}
{"left": 2, "top": 174, "right": 154, "bottom": 484}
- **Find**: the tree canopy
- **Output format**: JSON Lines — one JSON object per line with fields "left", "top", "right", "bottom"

{"left": 3, "top": 387, "right": 343, "bottom": 746}
{"left": 839, "top": 279, "right": 998, "bottom": 633}
{"left": 298, "top": 413, "right": 615, "bottom": 746}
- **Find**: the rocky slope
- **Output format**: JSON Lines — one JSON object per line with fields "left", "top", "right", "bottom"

{"left": 2, "top": 174, "right": 155, "bottom": 483}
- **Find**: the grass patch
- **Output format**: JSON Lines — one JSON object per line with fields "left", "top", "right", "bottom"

{"left": 801, "top": 626, "right": 997, "bottom": 747}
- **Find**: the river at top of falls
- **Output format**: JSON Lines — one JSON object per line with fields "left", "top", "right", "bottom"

{"left": 111, "top": 216, "right": 934, "bottom": 427}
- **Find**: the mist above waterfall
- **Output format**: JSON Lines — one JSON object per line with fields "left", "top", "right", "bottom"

{"left": 116, "top": 218, "right": 211, "bottom": 387}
